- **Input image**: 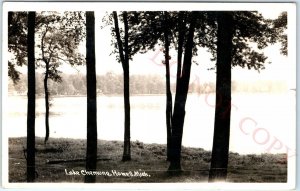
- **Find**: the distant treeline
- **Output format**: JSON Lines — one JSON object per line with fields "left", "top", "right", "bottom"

{"left": 9, "top": 72, "right": 288, "bottom": 96}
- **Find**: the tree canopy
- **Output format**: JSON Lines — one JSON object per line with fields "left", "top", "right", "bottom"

{"left": 35, "top": 11, "right": 85, "bottom": 82}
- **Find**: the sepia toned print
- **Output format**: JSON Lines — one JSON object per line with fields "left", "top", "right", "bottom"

{"left": 2, "top": 2, "right": 296, "bottom": 189}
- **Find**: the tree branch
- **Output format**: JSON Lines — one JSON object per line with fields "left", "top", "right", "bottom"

{"left": 113, "top": 11, "right": 126, "bottom": 69}
{"left": 41, "top": 25, "right": 49, "bottom": 64}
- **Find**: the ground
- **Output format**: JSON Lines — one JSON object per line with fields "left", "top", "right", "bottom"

{"left": 8, "top": 137, "right": 287, "bottom": 183}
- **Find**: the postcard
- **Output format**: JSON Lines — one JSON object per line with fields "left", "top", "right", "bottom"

{"left": 1, "top": 2, "right": 296, "bottom": 190}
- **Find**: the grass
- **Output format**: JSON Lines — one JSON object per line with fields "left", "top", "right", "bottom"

{"left": 8, "top": 137, "right": 287, "bottom": 183}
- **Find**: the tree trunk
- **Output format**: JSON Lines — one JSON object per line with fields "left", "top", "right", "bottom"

{"left": 163, "top": 11, "right": 172, "bottom": 161}
{"left": 27, "top": 11, "right": 36, "bottom": 182}
{"left": 112, "top": 12, "right": 125, "bottom": 64}
{"left": 85, "top": 11, "right": 97, "bottom": 183}
{"left": 176, "top": 11, "right": 185, "bottom": 81}
{"left": 168, "top": 12, "right": 196, "bottom": 173}
{"left": 122, "top": 11, "right": 131, "bottom": 161}
{"left": 113, "top": 11, "right": 131, "bottom": 161}
{"left": 123, "top": 66, "right": 131, "bottom": 161}
{"left": 44, "top": 62, "right": 50, "bottom": 144}
{"left": 209, "top": 12, "right": 234, "bottom": 182}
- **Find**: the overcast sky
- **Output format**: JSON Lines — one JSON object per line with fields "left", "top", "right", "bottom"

{"left": 69, "top": 10, "right": 293, "bottom": 89}
{"left": 8, "top": 5, "right": 295, "bottom": 89}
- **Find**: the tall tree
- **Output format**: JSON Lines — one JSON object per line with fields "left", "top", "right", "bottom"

{"left": 26, "top": 11, "right": 36, "bottom": 182}
{"left": 85, "top": 11, "right": 97, "bottom": 183}
{"left": 129, "top": 11, "right": 173, "bottom": 160}
{"left": 124, "top": 11, "right": 179, "bottom": 162}
{"left": 208, "top": 12, "right": 234, "bottom": 182}
{"left": 163, "top": 11, "right": 173, "bottom": 161}
{"left": 123, "top": 11, "right": 201, "bottom": 170}
{"left": 112, "top": 11, "right": 131, "bottom": 161}
{"left": 208, "top": 11, "right": 288, "bottom": 182}
{"left": 9, "top": 12, "right": 85, "bottom": 144}
{"left": 35, "top": 12, "right": 85, "bottom": 143}
{"left": 168, "top": 12, "right": 197, "bottom": 172}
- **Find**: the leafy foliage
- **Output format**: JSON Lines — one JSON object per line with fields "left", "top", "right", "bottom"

{"left": 35, "top": 11, "right": 85, "bottom": 82}
{"left": 8, "top": 12, "right": 28, "bottom": 83}
{"left": 8, "top": 11, "right": 86, "bottom": 83}
{"left": 198, "top": 11, "right": 287, "bottom": 72}
{"left": 125, "top": 11, "right": 204, "bottom": 60}
{"left": 8, "top": 61, "right": 21, "bottom": 84}
{"left": 272, "top": 12, "right": 287, "bottom": 55}
{"left": 107, "top": 11, "right": 285, "bottom": 72}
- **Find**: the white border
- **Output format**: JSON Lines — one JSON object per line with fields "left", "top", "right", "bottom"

{"left": 2, "top": 2, "right": 296, "bottom": 190}
{"left": 1, "top": 2, "right": 297, "bottom": 12}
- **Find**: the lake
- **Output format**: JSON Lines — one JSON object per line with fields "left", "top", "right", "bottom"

{"left": 4, "top": 92, "right": 296, "bottom": 154}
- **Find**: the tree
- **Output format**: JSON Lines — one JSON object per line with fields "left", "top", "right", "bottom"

{"left": 8, "top": 12, "right": 27, "bottom": 84}
{"left": 168, "top": 11, "right": 197, "bottom": 172}
{"left": 8, "top": 12, "right": 85, "bottom": 144}
{"left": 109, "top": 11, "right": 179, "bottom": 161}
{"left": 163, "top": 11, "right": 173, "bottom": 161}
{"left": 126, "top": 11, "right": 173, "bottom": 160}
{"left": 123, "top": 11, "right": 202, "bottom": 171}
{"left": 85, "top": 11, "right": 97, "bottom": 183}
{"left": 35, "top": 12, "right": 85, "bottom": 143}
{"left": 208, "top": 12, "right": 234, "bottom": 182}
{"left": 208, "top": 11, "right": 288, "bottom": 182}
{"left": 26, "top": 11, "right": 36, "bottom": 182}
{"left": 123, "top": 11, "right": 175, "bottom": 161}
{"left": 112, "top": 11, "right": 131, "bottom": 161}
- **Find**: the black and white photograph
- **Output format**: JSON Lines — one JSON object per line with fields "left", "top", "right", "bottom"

{"left": 1, "top": 2, "right": 296, "bottom": 189}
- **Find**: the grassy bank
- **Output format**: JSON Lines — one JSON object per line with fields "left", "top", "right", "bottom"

{"left": 8, "top": 137, "right": 287, "bottom": 183}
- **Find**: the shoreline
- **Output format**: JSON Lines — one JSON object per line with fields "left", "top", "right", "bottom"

{"left": 7, "top": 136, "right": 288, "bottom": 156}
{"left": 8, "top": 137, "right": 287, "bottom": 183}
{"left": 7, "top": 91, "right": 294, "bottom": 98}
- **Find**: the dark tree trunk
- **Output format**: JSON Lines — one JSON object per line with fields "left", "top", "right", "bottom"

{"left": 26, "top": 11, "right": 36, "bottom": 182}
{"left": 163, "top": 11, "right": 172, "bottom": 161}
{"left": 123, "top": 66, "right": 131, "bottom": 161}
{"left": 44, "top": 62, "right": 50, "bottom": 144}
{"left": 176, "top": 11, "right": 185, "bottom": 81}
{"left": 122, "top": 11, "right": 131, "bottom": 161}
{"left": 85, "top": 11, "right": 97, "bottom": 183}
{"left": 113, "top": 12, "right": 125, "bottom": 64}
{"left": 168, "top": 13, "right": 196, "bottom": 173}
{"left": 209, "top": 12, "right": 234, "bottom": 182}
{"left": 113, "top": 11, "right": 131, "bottom": 161}
{"left": 167, "top": 11, "right": 185, "bottom": 164}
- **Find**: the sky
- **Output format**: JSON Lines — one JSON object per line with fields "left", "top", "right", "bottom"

{"left": 91, "top": 10, "right": 292, "bottom": 87}
{"left": 13, "top": 8, "right": 295, "bottom": 89}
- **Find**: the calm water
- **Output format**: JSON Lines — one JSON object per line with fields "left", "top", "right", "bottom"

{"left": 5, "top": 92, "right": 295, "bottom": 154}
